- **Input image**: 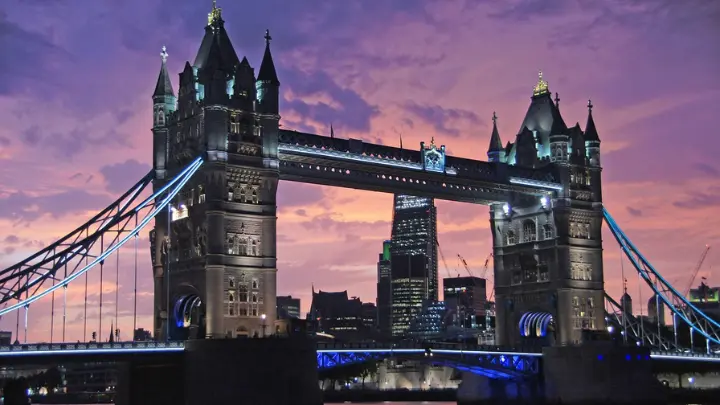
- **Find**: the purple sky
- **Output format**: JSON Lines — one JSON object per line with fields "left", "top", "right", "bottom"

{"left": 0, "top": 0, "right": 719, "bottom": 342}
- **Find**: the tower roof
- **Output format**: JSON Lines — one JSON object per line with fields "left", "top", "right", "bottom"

{"left": 153, "top": 46, "right": 175, "bottom": 98}
{"left": 584, "top": 99, "right": 600, "bottom": 142}
{"left": 487, "top": 112, "right": 503, "bottom": 153}
{"left": 193, "top": 1, "right": 240, "bottom": 71}
{"left": 257, "top": 29, "right": 280, "bottom": 85}
{"left": 517, "top": 72, "right": 568, "bottom": 152}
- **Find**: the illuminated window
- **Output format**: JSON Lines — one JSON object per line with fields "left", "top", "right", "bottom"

{"left": 171, "top": 204, "right": 189, "bottom": 222}
{"left": 198, "top": 186, "right": 206, "bottom": 204}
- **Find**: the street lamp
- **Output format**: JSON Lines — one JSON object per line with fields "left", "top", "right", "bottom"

{"left": 261, "top": 313, "right": 267, "bottom": 338}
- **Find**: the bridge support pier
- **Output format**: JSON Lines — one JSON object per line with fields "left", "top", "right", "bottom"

{"left": 456, "top": 372, "right": 542, "bottom": 404}
{"left": 542, "top": 343, "right": 667, "bottom": 404}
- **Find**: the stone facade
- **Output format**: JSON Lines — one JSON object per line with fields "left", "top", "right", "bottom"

{"left": 150, "top": 4, "right": 280, "bottom": 340}
{"left": 489, "top": 74, "right": 605, "bottom": 346}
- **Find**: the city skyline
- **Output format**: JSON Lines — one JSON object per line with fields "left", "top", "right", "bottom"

{"left": 0, "top": 0, "right": 719, "bottom": 342}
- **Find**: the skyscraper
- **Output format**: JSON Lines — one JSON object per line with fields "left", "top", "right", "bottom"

{"left": 376, "top": 241, "right": 392, "bottom": 337}
{"left": 389, "top": 194, "right": 438, "bottom": 337}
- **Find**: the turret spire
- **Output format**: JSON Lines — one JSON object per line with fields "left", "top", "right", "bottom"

{"left": 584, "top": 99, "right": 600, "bottom": 142}
{"left": 532, "top": 70, "right": 549, "bottom": 97}
{"left": 153, "top": 45, "right": 174, "bottom": 99}
{"left": 208, "top": 0, "right": 222, "bottom": 26}
{"left": 257, "top": 29, "right": 279, "bottom": 85}
{"left": 487, "top": 112, "right": 505, "bottom": 163}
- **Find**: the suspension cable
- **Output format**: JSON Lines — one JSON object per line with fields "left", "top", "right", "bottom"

{"left": 115, "top": 228, "right": 120, "bottom": 341}
{"left": 133, "top": 215, "right": 138, "bottom": 340}
{"left": 83, "top": 228, "right": 89, "bottom": 342}
{"left": 62, "top": 263, "right": 67, "bottom": 342}
{"left": 99, "top": 233, "right": 104, "bottom": 342}
{"left": 50, "top": 273, "right": 55, "bottom": 344}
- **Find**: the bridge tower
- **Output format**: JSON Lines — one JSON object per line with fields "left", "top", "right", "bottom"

{"left": 489, "top": 73, "right": 605, "bottom": 346}
{"left": 150, "top": 2, "right": 280, "bottom": 340}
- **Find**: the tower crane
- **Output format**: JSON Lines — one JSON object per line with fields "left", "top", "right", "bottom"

{"left": 435, "top": 238, "right": 455, "bottom": 279}
{"left": 682, "top": 245, "right": 711, "bottom": 298}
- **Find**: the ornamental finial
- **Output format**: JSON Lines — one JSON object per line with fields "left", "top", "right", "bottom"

{"left": 430, "top": 136, "right": 435, "bottom": 146}
{"left": 492, "top": 111, "right": 497, "bottom": 124}
{"left": 264, "top": 29, "right": 272, "bottom": 45}
{"left": 532, "top": 70, "right": 549, "bottom": 96}
{"left": 588, "top": 99, "right": 594, "bottom": 112}
{"left": 160, "top": 46, "right": 168, "bottom": 63}
{"left": 208, "top": 0, "right": 222, "bottom": 26}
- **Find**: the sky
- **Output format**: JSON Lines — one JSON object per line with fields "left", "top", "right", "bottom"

{"left": 0, "top": 0, "right": 719, "bottom": 343}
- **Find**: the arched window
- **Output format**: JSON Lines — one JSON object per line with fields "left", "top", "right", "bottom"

{"left": 229, "top": 277, "right": 235, "bottom": 288}
{"left": 239, "top": 186, "right": 247, "bottom": 202}
{"left": 252, "top": 279, "right": 258, "bottom": 289}
{"left": 543, "top": 224, "right": 554, "bottom": 240}
{"left": 506, "top": 230, "right": 516, "bottom": 245}
{"left": 251, "top": 239, "right": 258, "bottom": 256}
{"left": 228, "top": 292, "right": 235, "bottom": 302}
{"left": 523, "top": 220, "right": 537, "bottom": 243}
{"left": 238, "top": 237, "right": 248, "bottom": 256}
{"left": 229, "top": 307, "right": 235, "bottom": 316}
{"left": 238, "top": 285, "right": 248, "bottom": 302}
{"left": 158, "top": 111, "right": 165, "bottom": 126}
{"left": 251, "top": 189, "right": 259, "bottom": 204}
{"left": 252, "top": 293, "right": 258, "bottom": 303}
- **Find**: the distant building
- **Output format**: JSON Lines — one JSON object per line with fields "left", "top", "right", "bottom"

{"left": 621, "top": 291, "right": 633, "bottom": 316}
{"left": 376, "top": 241, "right": 392, "bottom": 338}
{"left": 361, "top": 302, "right": 378, "bottom": 329}
{"left": 0, "top": 331, "right": 11, "bottom": 345}
{"left": 443, "top": 276, "right": 487, "bottom": 329}
{"left": 688, "top": 282, "right": 720, "bottom": 319}
{"left": 133, "top": 328, "right": 152, "bottom": 342}
{"left": 308, "top": 289, "right": 365, "bottom": 340}
{"left": 389, "top": 195, "right": 438, "bottom": 337}
{"left": 277, "top": 295, "right": 301, "bottom": 319}
{"left": 647, "top": 294, "right": 666, "bottom": 326}
{"left": 407, "top": 300, "right": 448, "bottom": 341}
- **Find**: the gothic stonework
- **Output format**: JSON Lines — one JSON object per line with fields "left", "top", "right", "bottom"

{"left": 490, "top": 75, "right": 605, "bottom": 347}
{"left": 151, "top": 5, "right": 280, "bottom": 340}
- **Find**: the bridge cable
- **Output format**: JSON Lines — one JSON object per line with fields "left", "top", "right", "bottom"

{"left": 24, "top": 275, "right": 28, "bottom": 343}
{"left": 99, "top": 233, "right": 105, "bottom": 343}
{"left": 132, "top": 215, "right": 138, "bottom": 340}
{"left": 115, "top": 230, "right": 120, "bottom": 341}
{"left": 50, "top": 271, "right": 55, "bottom": 343}
{"left": 83, "top": 228, "right": 89, "bottom": 342}
{"left": 62, "top": 262, "right": 67, "bottom": 342}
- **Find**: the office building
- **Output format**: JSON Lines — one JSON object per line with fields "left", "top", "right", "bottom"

{"left": 443, "top": 276, "right": 487, "bottom": 329}
{"left": 377, "top": 240, "right": 392, "bottom": 337}
{"left": 277, "top": 295, "right": 301, "bottom": 319}
{"left": 389, "top": 194, "right": 438, "bottom": 337}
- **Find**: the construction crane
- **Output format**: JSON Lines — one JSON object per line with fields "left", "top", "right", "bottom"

{"left": 682, "top": 245, "right": 711, "bottom": 298}
{"left": 435, "top": 238, "right": 455, "bottom": 279}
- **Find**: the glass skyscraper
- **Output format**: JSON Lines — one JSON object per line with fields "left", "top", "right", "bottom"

{"left": 389, "top": 194, "right": 438, "bottom": 337}
{"left": 376, "top": 241, "right": 392, "bottom": 338}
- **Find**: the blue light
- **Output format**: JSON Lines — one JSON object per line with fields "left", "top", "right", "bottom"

{"left": 625, "top": 354, "right": 631, "bottom": 361}
{"left": 597, "top": 355, "right": 603, "bottom": 361}
{"left": 508, "top": 177, "right": 563, "bottom": 191}
{"left": 0, "top": 346, "right": 184, "bottom": 357}
{"left": 0, "top": 157, "right": 204, "bottom": 317}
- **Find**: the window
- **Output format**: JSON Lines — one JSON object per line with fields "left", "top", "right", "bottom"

{"left": 228, "top": 292, "right": 235, "bottom": 302}
{"left": 251, "top": 308, "right": 258, "bottom": 317}
{"left": 522, "top": 220, "right": 537, "bottom": 243}
{"left": 158, "top": 111, "right": 165, "bottom": 126}
{"left": 239, "top": 186, "right": 246, "bottom": 203}
{"left": 229, "top": 277, "right": 235, "bottom": 288}
{"left": 543, "top": 224, "right": 554, "bottom": 240}
{"left": 252, "top": 293, "right": 258, "bottom": 303}
{"left": 250, "top": 239, "right": 258, "bottom": 256}
{"left": 238, "top": 237, "right": 248, "bottom": 256}
{"left": 252, "top": 279, "right": 259, "bottom": 289}
{"left": 229, "top": 307, "right": 235, "bottom": 316}
{"left": 239, "top": 307, "right": 248, "bottom": 316}
{"left": 506, "top": 230, "right": 516, "bottom": 245}
{"left": 251, "top": 189, "right": 259, "bottom": 204}
{"left": 238, "top": 285, "right": 248, "bottom": 302}
{"left": 198, "top": 186, "right": 206, "bottom": 204}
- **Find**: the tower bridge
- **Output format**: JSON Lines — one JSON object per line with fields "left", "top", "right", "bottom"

{"left": 0, "top": 3, "right": 720, "bottom": 404}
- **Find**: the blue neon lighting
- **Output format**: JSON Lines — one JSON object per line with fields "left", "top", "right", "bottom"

{"left": 0, "top": 157, "right": 203, "bottom": 317}
{"left": 278, "top": 144, "right": 422, "bottom": 171}
{"left": 604, "top": 208, "right": 720, "bottom": 344}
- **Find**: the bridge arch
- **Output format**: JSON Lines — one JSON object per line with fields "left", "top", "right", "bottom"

{"left": 519, "top": 311, "right": 554, "bottom": 338}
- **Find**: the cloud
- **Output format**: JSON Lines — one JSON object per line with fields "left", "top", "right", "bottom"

{"left": 693, "top": 163, "right": 719, "bottom": 177}
{"left": 673, "top": 190, "right": 720, "bottom": 209}
{"left": 0, "top": 190, "right": 110, "bottom": 222}
{"left": 403, "top": 102, "right": 482, "bottom": 137}
{"left": 99, "top": 159, "right": 152, "bottom": 194}
{"left": 277, "top": 182, "right": 326, "bottom": 208}
{"left": 626, "top": 207, "right": 642, "bottom": 217}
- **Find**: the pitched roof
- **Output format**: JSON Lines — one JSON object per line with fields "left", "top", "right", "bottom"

{"left": 257, "top": 31, "right": 279, "bottom": 84}
{"left": 153, "top": 59, "right": 175, "bottom": 98}
{"left": 487, "top": 113, "right": 503, "bottom": 154}
{"left": 584, "top": 101, "right": 600, "bottom": 142}
{"left": 193, "top": 24, "right": 240, "bottom": 72}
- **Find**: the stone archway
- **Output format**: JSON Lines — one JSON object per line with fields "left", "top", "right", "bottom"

{"left": 518, "top": 311, "right": 554, "bottom": 338}
{"left": 173, "top": 293, "right": 205, "bottom": 339}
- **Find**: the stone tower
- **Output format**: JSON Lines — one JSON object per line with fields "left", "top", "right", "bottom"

{"left": 150, "top": 2, "right": 280, "bottom": 340}
{"left": 489, "top": 72, "right": 605, "bottom": 346}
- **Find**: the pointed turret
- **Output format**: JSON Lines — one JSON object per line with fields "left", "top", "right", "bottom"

{"left": 487, "top": 112, "right": 505, "bottom": 163}
{"left": 584, "top": 99, "right": 600, "bottom": 142}
{"left": 152, "top": 46, "right": 176, "bottom": 127}
{"left": 256, "top": 29, "right": 280, "bottom": 114}
{"left": 585, "top": 99, "right": 601, "bottom": 167}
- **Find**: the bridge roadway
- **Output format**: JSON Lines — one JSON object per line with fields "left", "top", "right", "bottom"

{"left": 0, "top": 341, "right": 718, "bottom": 368}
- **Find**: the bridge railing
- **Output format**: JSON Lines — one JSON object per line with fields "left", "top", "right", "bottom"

{"left": 0, "top": 341, "right": 185, "bottom": 353}
{"left": 315, "top": 341, "right": 543, "bottom": 354}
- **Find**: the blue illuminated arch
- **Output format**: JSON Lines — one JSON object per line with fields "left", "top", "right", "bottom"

{"left": 174, "top": 294, "right": 203, "bottom": 328}
{"left": 519, "top": 311, "right": 553, "bottom": 338}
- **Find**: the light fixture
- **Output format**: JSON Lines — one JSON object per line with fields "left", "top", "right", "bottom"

{"left": 541, "top": 196, "right": 549, "bottom": 209}
{"left": 502, "top": 203, "right": 511, "bottom": 216}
